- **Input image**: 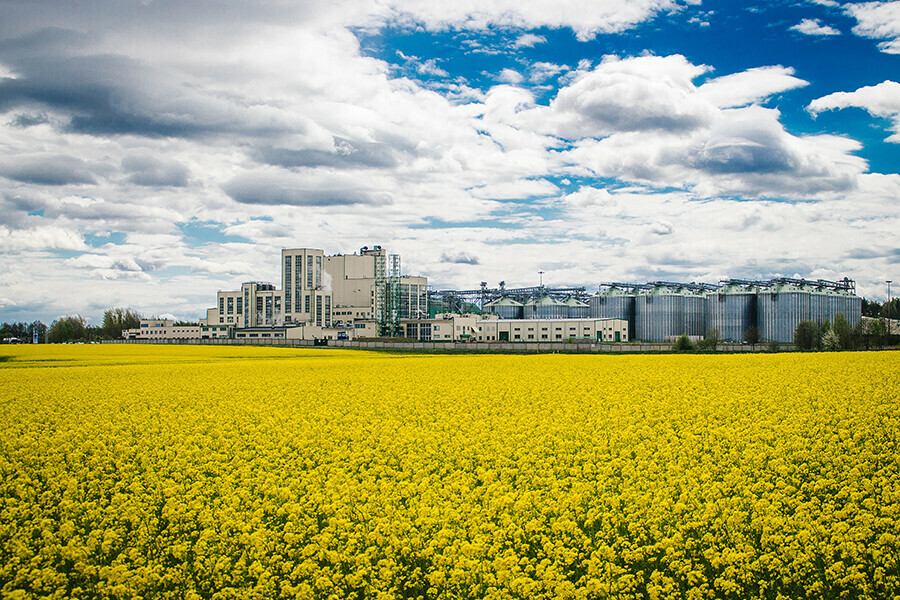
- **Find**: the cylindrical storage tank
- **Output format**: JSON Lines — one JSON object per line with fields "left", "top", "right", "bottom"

{"left": 591, "top": 287, "right": 636, "bottom": 339}
{"left": 706, "top": 284, "right": 757, "bottom": 342}
{"left": 564, "top": 297, "right": 590, "bottom": 319}
{"left": 484, "top": 296, "right": 523, "bottom": 320}
{"left": 827, "top": 288, "right": 862, "bottom": 327}
{"left": 810, "top": 286, "right": 829, "bottom": 325}
{"left": 522, "top": 298, "right": 536, "bottom": 320}
{"left": 757, "top": 282, "right": 811, "bottom": 344}
{"left": 533, "top": 295, "right": 568, "bottom": 320}
{"left": 635, "top": 285, "right": 684, "bottom": 342}
{"left": 683, "top": 290, "right": 708, "bottom": 337}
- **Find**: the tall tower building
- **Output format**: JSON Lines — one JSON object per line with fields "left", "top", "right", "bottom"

{"left": 282, "top": 248, "right": 332, "bottom": 327}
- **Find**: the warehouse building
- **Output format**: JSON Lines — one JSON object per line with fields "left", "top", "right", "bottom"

{"left": 476, "top": 318, "right": 629, "bottom": 343}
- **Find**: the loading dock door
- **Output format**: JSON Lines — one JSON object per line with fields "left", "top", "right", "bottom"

{"left": 615, "top": 332, "right": 621, "bottom": 342}
{"left": 499, "top": 331, "right": 509, "bottom": 342}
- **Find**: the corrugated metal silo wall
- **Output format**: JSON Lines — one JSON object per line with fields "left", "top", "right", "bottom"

{"left": 758, "top": 291, "right": 811, "bottom": 344}
{"left": 536, "top": 304, "right": 567, "bottom": 319}
{"left": 846, "top": 295, "right": 862, "bottom": 326}
{"left": 636, "top": 293, "right": 684, "bottom": 342}
{"left": 523, "top": 304, "right": 535, "bottom": 320}
{"left": 495, "top": 305, "right": 523, "bottom": 320}
{"left": 810, "top": 292, "right": 829, "bottom": 325}
{"left": 568, "top": 305, "right": 590, "bottom": 319}
{"left": 592, "top": 295, "right": 636, "bottom": 339}
{"left": 825, "top": 292, "right": 862, "bottom": 327}
{"left": 683, "top": 295, "right": 707, "bottom": 337}
{"left": 707, "top": 293, "right": 756, "bottom": 342}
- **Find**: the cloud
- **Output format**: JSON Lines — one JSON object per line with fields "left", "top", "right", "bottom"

{"left": 790, "top": 18, "right": 841, "bottom": 36}
{"left": 256, "top": 138, "right": 399, "bottom": 169}
{"left": 382, "top": 0, "right": 695, "bottom": 41}
{"left": 497, "top": 68, "right": 525, "bottom": 84}
{"left": 441, "top": 250, "right": 480, "bottom": 265}
{"left": 544, "top": 55, "right": 716, "bottom": 138}
{"left": 514, "top": 33, "right": 547, "bottom": 48}
{"left": 223, "top": 171, "right": 393, "bottom": 206}
{"left": 122, "top": 153, "right": 189, "bottom": 187}
{"left": 845, "top": 1, "right": 900, "bottom": 53}
{"left": 809, "top": 80, "right": 900, "bottom": 142}
{"left": 698, "top": 66, "right": 809, "bottom": 108}
{"left": 0, "top": 154, "right": 97, "bottom": 185}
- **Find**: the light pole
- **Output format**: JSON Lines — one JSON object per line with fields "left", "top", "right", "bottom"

{"left": 538, "top": 271, "right": 544, "bottom": 287}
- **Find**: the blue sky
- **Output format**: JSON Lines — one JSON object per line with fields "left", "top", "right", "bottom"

{"left": 1, "top": 0, "right": 898, "bottom": 323}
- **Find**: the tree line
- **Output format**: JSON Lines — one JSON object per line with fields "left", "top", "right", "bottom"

{"left": 0, "top": 308, "right": 144, "bottom": 343}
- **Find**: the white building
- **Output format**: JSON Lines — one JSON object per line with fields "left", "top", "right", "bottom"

{"left": 476, "top": 318, "right": 629, "bottom": 343}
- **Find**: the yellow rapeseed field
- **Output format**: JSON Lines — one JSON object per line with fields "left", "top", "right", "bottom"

{"left": 1, "top": 345, "right": 898, "bottom": 599}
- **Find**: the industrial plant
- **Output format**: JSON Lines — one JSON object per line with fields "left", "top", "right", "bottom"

{"left": 125, "top": 245, "right": 862, "bottom": 345}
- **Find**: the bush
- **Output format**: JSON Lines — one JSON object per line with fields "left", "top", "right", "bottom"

{"left": 673, "top": 334, "right": 694, "bottom": 352}
{"left": 743, "top": 326, "right": 760, "bottom": 345}
{"left": 767, "top": 340, "right": 780, "bottom": 352}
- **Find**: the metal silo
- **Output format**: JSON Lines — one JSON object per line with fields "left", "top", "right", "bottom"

{"left": 757, "top": 281, "right": 811, "bottom": 344}
{"left": 592, "top": 286, "right": 636, "bottom": 339}
{"left": 707, "top": 283, "right": 757, "bottom": 342}
{"left": 564, "top": 296, "right": 590, "bottom": 319}
{"left": 683, "top": 289, "right": 708, "bottom": 337}
{"left": 827, "top": 287, "right": 862, "bottom": 327}
{"left": 484, "top": 296, "right": 523, "bottom": 320}
{"left": 522, "top": 298, "right": 536, "bottom": 320}
{"left": 635, "top": 284, "right": 684, "bottom": 342}
{"left": 533, "top": 295, "right": 567, "bottom": 319}
{"left": 810, "top": 285, "right": 830, "bottom": 325}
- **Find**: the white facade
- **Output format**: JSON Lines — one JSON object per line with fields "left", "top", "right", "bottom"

{"left": 476, "top": 318, "right": 629, "bottom": 343}
{"left": 125, "top": 319, "right": 202, "bottom": 340}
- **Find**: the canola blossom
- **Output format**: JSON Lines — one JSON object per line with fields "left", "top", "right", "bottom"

{"left": 1, "top": 345, "right": 899, "bottom": 599}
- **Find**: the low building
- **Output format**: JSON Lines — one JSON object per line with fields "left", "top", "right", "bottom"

{"left": 476, "top": 318, "right": 629, "bottom": 343}
{"left": 124, "top": 319, "right": 202, "bottom": 340}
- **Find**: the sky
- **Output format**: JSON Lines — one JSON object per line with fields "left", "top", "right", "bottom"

{"left": 1, "top": 0, "right": 899, "bottom": 324}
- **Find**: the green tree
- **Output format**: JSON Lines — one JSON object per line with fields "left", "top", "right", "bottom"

{"left": 102, "top": 307, "right": 143, "bottom": 339}
{"left": 743, "top": 325, "right": 760, "bottom": 345}
{"left": 822, "top": 329, "right": 840, "bottom": 351}
{"left": 673, "top": 334, "right": 694, "bottom": 352}
{"left": 698, "top": 327, "right": 722, "bottom": 351}
{"left": 832, "top": 313, "right": 853, "bottom": 350}
{"left": 794, "top": 321, "right": 821, "bottom": 351}
{"left": 48, "top": 315, "right": 87, "bottom": 343}
{"left": 26, "top": 321, "right": 48, "bottom": 343}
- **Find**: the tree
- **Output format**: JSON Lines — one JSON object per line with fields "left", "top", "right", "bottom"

{"left": 673, "top": 334, "right": 694, "bottom": 352}
{"left": 698, "top": 327, "right": 722, "bottom": 351}
{"left": 822, "top": 329, "right": 841, "bottom": 351}
{"left": 743, "top": 325, "right": 760, "bottom": 345}
{"left": 862, "top": 298, "right": 882, "bottom": 318}
{"left": 102, "top": 308, "right": 143, "bottom": 339}
{"left": 832, "top": 313, "right": 853, "bottom": 350}
{"left": 48, "top": 315, "right": 87, "bottom": 343}
{"left": 26, "top": 321, "right": 48, "bottom": 343}
{"left": 794, "top": 321, "right": 821, "bottom": 351}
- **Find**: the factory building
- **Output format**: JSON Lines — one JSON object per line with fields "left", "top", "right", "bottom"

{"left": 196, "top": 245, "right": 429, "bottom": 341}
{"left": 476, "top": 318, "right": 629, "bottom": 343}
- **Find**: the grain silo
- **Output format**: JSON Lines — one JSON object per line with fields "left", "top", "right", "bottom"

{"left": 635, "top": 284, "right": 685, "bottom": 342}
{"left": 757, "top": 280, "right": 811, "bottom": 344}
{"left": 591, "top": 285, "right": 637, "bottom": 339}
{"left": 532, "top": 295, "right": 568, "bottom": 319}
{"left": 683, "top": 288, "right": 709, "bottom": 337}
{"left": 563, "top": 296, "right": 590, "bottom": 318}
{"left": 707, "top": 282, "right": 757, "bottom": 342}
{"left": 483, "top": 296, "right": 523, "bottom": 320}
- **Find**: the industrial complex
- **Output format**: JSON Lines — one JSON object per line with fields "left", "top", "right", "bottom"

{"left": 125, "top": 245, "right": 862, "bottom": 345}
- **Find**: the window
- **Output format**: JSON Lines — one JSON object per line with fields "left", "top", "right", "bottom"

{"left": 236, "top": 297, "right": 243, "bottom": 315}
{"left": 284, "top": 256, "right": 292, "bottom": 313}
{"left": 226, "top": 297, "right": 234, "bottom": 314}
{"left": 307, "top": 255, "right": 313, "bottom": 288}
{"left": 316, "top": 295, "right": 322, "bottom": 327}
